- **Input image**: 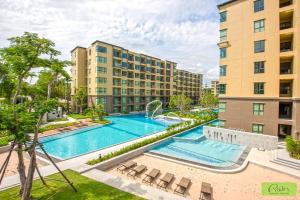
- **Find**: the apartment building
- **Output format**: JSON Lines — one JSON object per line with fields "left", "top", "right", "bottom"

{"left": 211, "top": 80, "right": 219, "bottom": 96}
{"left": 175, "top": 69, "right": 203, "bottom": 104}
{"left": 217, "top": 0, "right": 299, "bottom": 139}
{"left": 71, "top": 41, "right": 202, "bottom": 113}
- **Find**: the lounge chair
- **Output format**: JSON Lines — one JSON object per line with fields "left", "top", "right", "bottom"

{"left": 174, "top": 177, "right": 191, "bottom": 195}
{"left": 127, "top": 165, "right": 147, "bottom": 178}
{"left": 199, "top": 182, "right": 212, "bottom": 200}
{"left": 57, "top": 128, "right": 65, "bottom": 131}
{"left": 116, "top": 161, "right": 137, "bottom": 173}
{"left": 142, "top": 168, "right": 160, "bottom": 184}
{"left": 157, "top": 173, "right": 174, "bottom": 190}
{"left": 75, "top": 123, "right": 83, "bottom": 127}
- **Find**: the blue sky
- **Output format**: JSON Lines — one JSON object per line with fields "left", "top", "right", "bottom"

{"left": 0, "top": 0, "right": 227, "bottom": 85}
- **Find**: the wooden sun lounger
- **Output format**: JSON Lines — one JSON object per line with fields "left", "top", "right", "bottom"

{"left": 142, "top": 168, "right": 160, "bottom": 184}
{"left": 127, "top": 165, "right": 147, "bottom": 178}
{"left": 116, "top": 161, "right": 137, "bottom": 173}
{"left": 157, "top": 173, "right": 174, "bottom": 189}
{"left": 199, "top": 182, "right": 212, "bottom": 200}
{"left": 75, "top": 123, "right": 83, "bottom": 127}
{"left": 174, "top": 177, "right": 191, "bottom": 195}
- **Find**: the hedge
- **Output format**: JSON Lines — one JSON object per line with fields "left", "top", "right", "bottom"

{"left": 285, "top": 136, "right": 300, "bottom": 160}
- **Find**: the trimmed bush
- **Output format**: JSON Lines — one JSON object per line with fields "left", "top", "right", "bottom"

{"left": 39, "top": 122, "right": 78, "bottom": 133}
{"left": 285, "top": 136, "right": 300, "bottom": 160}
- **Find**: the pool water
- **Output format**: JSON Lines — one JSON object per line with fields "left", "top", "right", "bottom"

{"left": 149, "top": 120, "right": 246, "bottom": 167}
{"left": 39, "top": 114, "right": 179, "bottom": 159}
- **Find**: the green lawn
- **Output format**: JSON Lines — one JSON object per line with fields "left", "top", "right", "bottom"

{"left": 68, "top": 113, "right": 91, "bottom": 119}
{"left": 0, "top": 170, "right": 143, "bottom": 200}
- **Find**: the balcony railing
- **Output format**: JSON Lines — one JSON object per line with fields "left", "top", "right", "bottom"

{"left": 280, "top": 0, "right": 293, "bottom": 8}
{"left": 280, "top": 21, "right": 292, "bottom": 30}
{"left": 280, "top": 62, "right": 292, "bottom": 74}
{"left": 280, "top": 42, "right": 292, "bottom": 52}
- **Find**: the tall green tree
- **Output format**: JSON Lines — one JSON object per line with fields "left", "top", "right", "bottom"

{"left": 0, "top": 32, "right": 60, "bottom": 197}
{"left": 200, "top": 90, "right": 219, "bottom": 109}
{"left": 74, "top": 87, "right": 87, "bottom": 114}
{"left": 169, "top": 94, "right": 192, "bottom": 114}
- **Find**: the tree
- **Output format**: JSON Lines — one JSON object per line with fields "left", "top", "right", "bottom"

{"left": 200, "top": 90, "right": 219, "bottom": 109}
{"left": 74, "top": 87, "right": 87, "bottom": 114}
{"left": 0, "top": 32, "right": 59, "bottom": 197}
{"left": 95, "top": 104, "right": 105, "bottom": 121}
{"left": 169, "top": 94, "right": 192, "bottom": 114}
{"left": 21, "top": 98, "right": 57, "bottom": 200}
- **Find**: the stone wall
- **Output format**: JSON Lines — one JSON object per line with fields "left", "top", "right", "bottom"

{"left": 203, "top": 126, "right": 278, "bottom": 150}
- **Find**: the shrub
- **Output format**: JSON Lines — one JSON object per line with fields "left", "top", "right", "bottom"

{"left": 285, "top": 136, "right": 300, "bottom": 160}
{"left": 39, "top": 122, "right": 77, "bottom": 133}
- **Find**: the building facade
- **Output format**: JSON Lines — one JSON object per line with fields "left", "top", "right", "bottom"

{"left": 71, "top": 40, "right": 202, "bottom": 113}
{"left": 217, "top": 0, "right": 300, "bottom": 139}
{"left": 211, "top": 80, "right": 219, "bottom": 96}
{"left": 175, "top": 69, "right": 203, "bottom": 104}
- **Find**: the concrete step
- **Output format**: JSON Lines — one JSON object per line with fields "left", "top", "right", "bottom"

{"left": 271, "top": 159, "right": 300, "bottom": 171}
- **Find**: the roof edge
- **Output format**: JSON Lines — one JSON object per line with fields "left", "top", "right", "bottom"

{"left": 217, "top": 0, "right": 239, "bottom": 9}
{"left": 70, "top": 46, "right": 86, "bottom": 53}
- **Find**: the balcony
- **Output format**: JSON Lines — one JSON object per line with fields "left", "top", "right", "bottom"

{"left": 279, "top": 102, "right": 292, "bottom": 119}
{"left": 280, "top": 0, "right": 293, "bottom": 8}
{"left": 280, "top": 80, "right": 293, "bottom": 97}
{"left": 280, "top": 41, "right": 292, "bottom": 52}
{"left": 280, "top": 60, "right": 293, "bottom": 74}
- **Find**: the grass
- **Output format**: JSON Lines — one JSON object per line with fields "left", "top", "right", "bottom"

{"left": 68, "top": 113, "right": 91, "bottom": 119}
{"left": 93, "top": 119, "right": 110, "bottom": 124}
{"left": 0, "top": 170, "right": 143, "bottom": 200}
{"left": 87, "top": 116, "right": 216, "bottom": 165}
{"left": 39, "top": 122, "right": 78, "bottom": 133}
{"left": 48, "top": 117, "right": 69, "bottom": 122}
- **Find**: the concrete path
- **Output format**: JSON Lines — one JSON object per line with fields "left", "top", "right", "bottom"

{"left": 82, "top": 169, "right": 188, "bottom": 200}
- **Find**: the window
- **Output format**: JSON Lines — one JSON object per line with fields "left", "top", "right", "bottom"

{"left": 220, "top": 65, "right": 227, "bottom": 76}
{"left": 253, "top": 103, "right": 264, "bottom": 115}
{"left": 96, "top": 87, "right": 107, "bottom": 94}
{"left": 254, "top": 0, "right": 264, "bottom": 12}
{"left": 254, "top": 40, "right": 265, "bottom": 53}
{"left": 254, "top": 19, "right": 265, "bottom": 32}
{"left": 252, "top": 124, "right": 264, "bottom": 133}
{"left": 96, "top": 67, "right": 107, "bottom": 73}
{"left": 122, "top": 53, "right": 128, "bottom": 59}
{"left": 121, "top": 89, "right": 127, "bottom": 95}
{"left": 254, "top": 82, "right": 265, "bottom": 94}
{"left": 96, "top": 46, "right": 107, "bottom": 53}
{"left": 122, "top": 80, "right": 127, "bottom": 85}
{"left": 96, "top": 97, "right": 106, "bottom": 105}
{"left": 220, "top": 29, "right": 227, "bottom": 41}
{"left": 219, "top": 102, "right": 226, "bottom": 112}
{"left": 122, "top": 62, "right": 128, "bottom": 68}
{"left": 135, "top": 56, "right": 141, "bottom": 62}
{"left": 220, "top": 48, "right": 227, "bottom": 58}
{"left": 254, "top": 61, "right": 265, "bottom": 73}
{"left": 219, "top": 84, "right": 226, "bottom": 94}
{"left": 220, "top": 11, "right": 227, "bottom": 23}
{"left": 96, "top": 77, "right": 107, "bottom": 84}
{"left": 96, "top": 56, "right": 107, "bottom": 63}
{"left": 135, "top": 81, "right": 140, "bottom": 86}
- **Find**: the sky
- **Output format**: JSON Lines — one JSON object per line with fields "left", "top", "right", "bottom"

{"left": 0, "top": 0, "right": 227, "bottom": 86}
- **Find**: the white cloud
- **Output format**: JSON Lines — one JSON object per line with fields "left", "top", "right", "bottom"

{"left": 0, "top": 0, "right": 225, "bottom": 84}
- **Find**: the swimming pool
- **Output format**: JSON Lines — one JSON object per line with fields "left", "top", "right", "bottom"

{"left": 149, "top": 120, "right": 246, "bottom": 167}
{"left": 39, "top": 114, "right": 180, "bottom": 160}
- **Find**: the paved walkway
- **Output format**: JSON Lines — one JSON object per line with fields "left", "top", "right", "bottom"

{"left": 83, "top": 169, "right": 188, "bottom": 200}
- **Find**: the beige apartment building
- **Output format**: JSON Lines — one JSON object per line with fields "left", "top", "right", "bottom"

{"left": 211, "top": 80, "right": 219, "bottom": 96}
{"left": 71, "top": 40, "right": 202, "bottom": 113}
{"left": 217, "top": 0, "right": 300, "bottom": 139}
{"left": 175, "top": 69, "right": 203, "bottom": 104}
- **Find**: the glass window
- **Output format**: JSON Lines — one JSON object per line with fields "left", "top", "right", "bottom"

{"left": 96, "top": 77, "right": 107, "bottom": 84}
{"left": 254, "top": 61, "right": 265, "bottom": 73}
{"left": 220, "top": 65, "right": 227, "bottom": 76}
{"left": 252, "top": 124, "right": 264, "bottom": 133}
{"left": 122, "top": 62, "right": 128, "bottom": 68}
{"left": 219, "top": 120, "right": 226, "bottom": 128}
{"left": 254, "top": 19, "right": 265, "bottom": 32}
{"left": 122, "top": 53, "right": 128, "bottom": 59}
{"left": 254, "top": 0, "right": 264, "bottom": 12}
{"left": 220, "top": 11, "right": 227, "bottom": 23}
{"left": 220, "top": 48, "right": 227, "bottom": 58}
{"left": 219, "top": 102, "right": 226, "bottom": 112}
{"left": 254, "top": 40, "right": 265, "bottom": 53}
{"left": 135, "top": 56, "right": 141, "bottom": 62}
{"left": 254, "top": 82, "right": 265, "bottom": 94}
{"left": 96, "top": 56, "right": 107, "bottom": 63}
{"left": 220, "top": 29, "right": 227, "bottom": 41}
{"left": 96, "top": 67, "right": 107, "bottom": 73}
{"left": 96, "top": 46, "right": 107, "bottom": 53}
{"left": 219, "top": 84, "right": 226, "bottom": 94}
{"left": 96, "top": 87, "right": 107, "bottom": 94}
{"left": 121, "top": 89, "right": 127, "bottom": 95}
{"left": 253, "top": 103, "right": 264, "bottom": 115}
{"left": 96, "top": 97, "right": 106, "bottom": 105}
